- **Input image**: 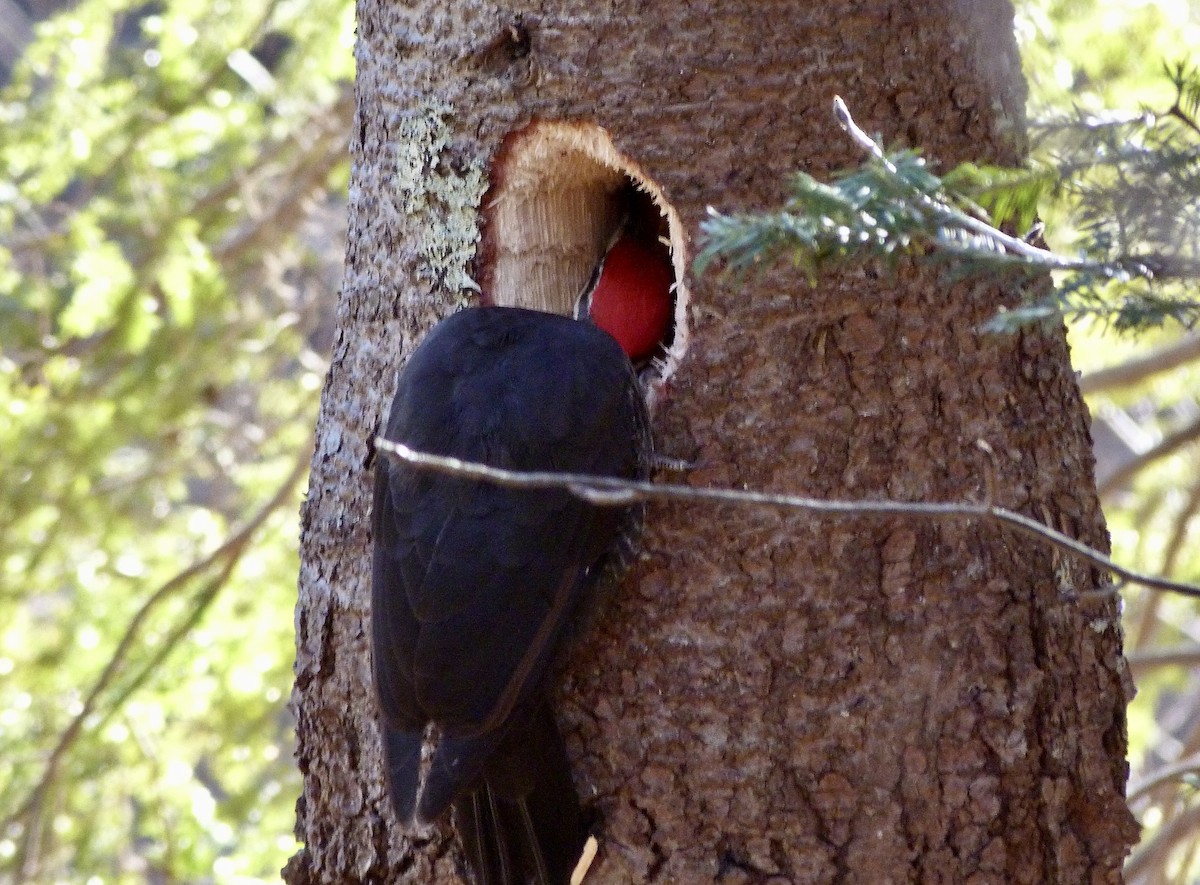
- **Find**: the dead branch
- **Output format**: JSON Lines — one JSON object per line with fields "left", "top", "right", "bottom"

{"left": 376, "top": 439, "right": 1200, "bottom": 599}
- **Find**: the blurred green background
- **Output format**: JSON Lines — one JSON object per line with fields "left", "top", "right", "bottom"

{"left": 1, "top": 0, "right": 1197, "bottom": 881}
{"left": 0, "top": 0, "right": 350, "bottom": 879}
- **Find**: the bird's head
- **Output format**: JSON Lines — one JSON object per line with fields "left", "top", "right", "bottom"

{"left": 576, "top": 233, "right": 674, "bottom": 362}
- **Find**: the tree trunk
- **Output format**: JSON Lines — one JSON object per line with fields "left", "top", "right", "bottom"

{"left": 286, "top": 1, "right": 1140, "bottom": 882}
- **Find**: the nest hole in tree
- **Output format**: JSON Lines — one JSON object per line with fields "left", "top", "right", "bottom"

{"left": 478, "top": 120, "right": 689, "bottom": 402}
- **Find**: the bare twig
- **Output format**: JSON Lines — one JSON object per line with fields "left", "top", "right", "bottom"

{"left": 212, "top": 87, "right": 354, "bottom": 264}
{"left": 1127, "top": 645, "right": 1200, "bottom": 677}
{"left": 1128, "top": 756, "right": 1200, "bottom": 805}
{"left": 1098, "top": 414, "right": 1200, "bottom": 498}
{"left": 5, "top": 448, "right": 310, "bottom": 856}
{"left": 1126, "top": 802, "right": 1200, "bottom": 882}
{"left": 376, "top": 440, "right": 1200, "bottom": 599}
{"left": 1080, "top": 334, "right": 1200, "bottom": 395}
{"left": 1127, "top": 476, "right": 1200, "bottom": 653}
{"left": 1160, "top": 477, "right": 1200, "bottom": 583}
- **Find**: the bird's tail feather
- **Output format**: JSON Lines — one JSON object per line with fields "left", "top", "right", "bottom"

{"left": 381, "top": 726, "right": 424, "bottom": 824}
{"left": 452, "top": 702, "right": 588, "bottom": 885}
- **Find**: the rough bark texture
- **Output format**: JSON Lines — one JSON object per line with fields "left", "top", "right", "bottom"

{"left": 287, "top": 1, "right": 1140, "bottom": 882}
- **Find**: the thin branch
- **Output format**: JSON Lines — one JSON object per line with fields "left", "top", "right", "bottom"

{"left": 1126, "top": 475, "right": 1200, "bottom": 654}
{"left": 1080, "top": 334, "right": 1200, "bottom": 394}
{"left": 376, "top": 440, "right": 1200, "bottom": 599}
{"left": 212, "top": 87, "right": 354, "bottom": 264}
{"left": 1126, "top": 801, "right": 1200, "bottom": 883}
{"left": 1130, "top": 585, "right": 1166, "bottom": 653}
{"left": 1127, "top": 485, "right": 1172, "bottom": 650}
{"left": 4, "top": 449, "right": 309, "bottom": 846}
{"left": 92, "top": 554, "right": 241, "bottom": 737}
{"left": 1127, "top": 645, "right": 1200, "bottom": 677}
{"left": 1160, "top": 475, "right": 1200, "bottom": 580}
{"left": 1128, "top": 756, "right": 1200, "bottom": 805}
{"left": 1097, "top": 413, "right": 1200, "bottom": 498}
{"left": 2, "top": 0, "right": 287, "bottom": 257}
{"left": 831, "top": 95, "right": 1128, "bottom": 274}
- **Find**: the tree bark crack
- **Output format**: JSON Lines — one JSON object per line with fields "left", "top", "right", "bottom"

{"left": 629, "top": 798, "right": 667, "bottom": 881}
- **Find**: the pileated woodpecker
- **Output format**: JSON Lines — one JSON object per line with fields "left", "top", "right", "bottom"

{"left": 372, "top": 232, "right": 673, "bottom": 884}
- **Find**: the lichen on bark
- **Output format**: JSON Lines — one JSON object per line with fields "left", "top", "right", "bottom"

{"left": 390, "top": 100, "right": 487, "bottom": 296}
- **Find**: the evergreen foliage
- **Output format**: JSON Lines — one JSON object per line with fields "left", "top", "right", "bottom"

{"left": 0, "top": 0, "right": 352, "bottom": 879}
{"left": 699, "top": 67, "right": 1200, "bottom": 333}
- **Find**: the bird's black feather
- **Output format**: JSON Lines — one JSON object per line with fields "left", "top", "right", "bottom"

{"left": 371, "top": 306, "right": 649, "bottom": 883}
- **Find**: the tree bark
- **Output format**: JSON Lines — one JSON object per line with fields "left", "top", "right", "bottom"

{"left": 287, "top": 1, "right": 1140, "bottom": 882}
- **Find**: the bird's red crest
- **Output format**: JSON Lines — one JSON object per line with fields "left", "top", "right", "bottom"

{"left": 587, "top": 235, "right": 673, "bottom": 362}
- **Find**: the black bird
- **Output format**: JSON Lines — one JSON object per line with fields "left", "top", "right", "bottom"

{"left": 371, "top": 234, "right": 671, "bottom": 884}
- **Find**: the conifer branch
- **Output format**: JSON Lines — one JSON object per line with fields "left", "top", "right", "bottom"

{"left": 697, "top": 76, "right": 1200, "bottom": 332}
